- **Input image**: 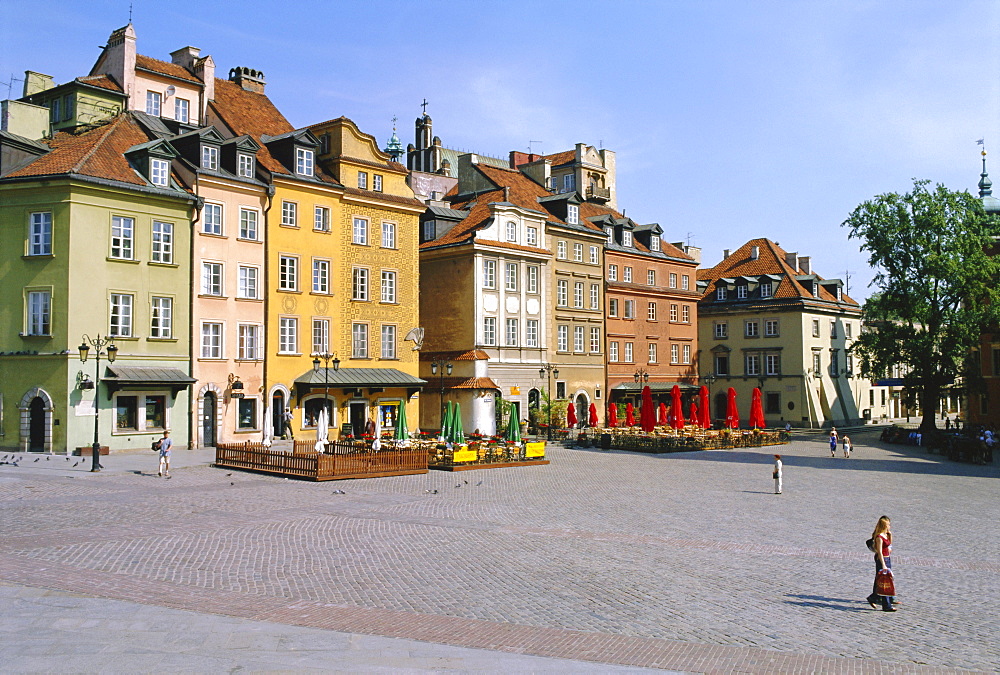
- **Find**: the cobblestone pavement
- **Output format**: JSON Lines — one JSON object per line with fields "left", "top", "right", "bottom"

{"left": 0, "top": 428, "right": 996, "bottom": 673}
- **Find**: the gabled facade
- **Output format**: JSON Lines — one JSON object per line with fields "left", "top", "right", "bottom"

{"left": 697, "top": 238, "right": 875, "bottom": 428}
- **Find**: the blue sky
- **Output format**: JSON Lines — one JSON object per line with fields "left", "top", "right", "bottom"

{"left": 3, "top": 1, "right": 998, "bottom": 301}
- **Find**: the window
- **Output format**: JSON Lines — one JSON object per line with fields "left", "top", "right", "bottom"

{"left": 760, "top": 281, "right": 772, "bottom": 297}
{"left": 624, "top": 341, "right": 634, "bottom": 362}
{"left": 526, "top": 320, "right": 538, "bottom": 347}
{"left": 26, "top": 290, "right": 51, "bottom": 335}
{"left": 381, "top": 270, "right": 396, "bottom": 303}
{"left": 353, "top": 217, "right": 368, "bottom": 244}
{"left": 682, "top": 305, "right": 690, "bottom": 323}
{"left": 483, "top": 259, "right": 496, "bottom": 288}
{"left": 623, "top": 267, "right": 633, "bottom": 282}
{"left": 145, "top": 91, "right": 161, "bottom": 116}
{"left": 648, "top": 270, "right": 656, "bottom": 285}
{"left": 831, "top": 321, "right": 838, "bottom": 338}
{"left": 483, "top": 317, "right": 496, "bottom": 346}
{"left": 526, "top": 227, "right": 537, "bottom": 246}
{"left": 202, "top": 145, "right": 219, "bottom": 170}
{"left": 506, "top": 318, "right": 519, "bottom": 347}
{"left": 682, "top": 275, "right": 689, "bottom": 290}
{"left": 608, "top": 264, "right": 618, "bottom": 281}
{"left": 505, "top": 263, "right": 518, "bottom": 292}
{"left": 61, "top": 95, "right": 73, "bottom": 121}
{"left": 715, "top": 322, "right": 728, "bottom": 338}
{"left": 381, "top": 221, "right": 396, "bottom": 248}
{"left": 652, "top": 343, "right": 661, "bottom": 364}
{"left": 589, "top": 246, "right": 599, "bottom": 264}
{"left": 766, "top": 353, "right": 781, "bottom": 375}
{"left": 29, "top": 212, "right": 52, "bottom": 256}
{"left": 357, "top": 171, "right": 368, "bottom": 189}
{"left": 110, "top": 293, "right": 133, "bottom": 336}
{"left": 745, "top": 320, "right": 759, "bottom": 337}
{"left": 572, "top": 243, "right": 583, "bottom": 262}
{"left": 200, "top": 321, "right": 223, "bottom": 358}
{"left": 49, "top": 98, "right": 60, "bottom": 122}
{"left": 668, "top": 343, "right": 677, "bottom": 364}
{"left": 423, "top": 220, "right": 435, "bottom": 241}
{"left": 563, "top": 174, "right": 575, "bottom": 191}
{"left": 239, "top": 209, "right": 258, "bottom": 240}
{"left": 199, "top": 262, "right": 223, "bottom": 296}
{"left": 352, "top": 267, "right": 369, "bottom": 300}
{"left": 590, "top": 327, "right": 601, "bottom": 353}
{"left": 812, "top": 351, "right": 822, "bottom": 375}
{"left": 279, "top": 317, "right": 298, "bottom": 354}
{"left": 373, "top": 174, "right": 383, "bottom": 192}
{"left": 557, "top": 280, "right": 568, "bottom": 306}
{"left": 737, "top": 284, "right": 748, "bottom": 299}
{"left": 237, "top": 153, "right": 254, "bottom": 178}
{"left": 670, "top": 304, "right": 678, "bottom": 322}
{"left": 830, "top": 351, "right": 839, "bottom": 376}
{"left": 622, "top": 231, "right": 632, "bottom": 247}
{"left": 556, "top": 381, "right": 567, "bottom": 399}
{"left": 506, "top": 221, "right": 517, "bottom": 242}
{"left": 715, "top": 354, "right": 729, "bottom": 376}
{"left": 846, "top": 353, "right": 854, "bottom": 376}
{"left": 116, "top": 395, "right": 137, "bottom": 431}
{"left": 590, "top": 284, "right": 600, "bottom": 309}
{"left": 237, "top": 398, "right": 257, "bottom": 430}
{"left": 574, "top": 326, "right": 585, "bottom": 352}
{"left": 610, "top": 341, "right": 619, "bottom": 362}
{"left": 314, "top": 206, "right": 330, "bottom": 232}
{"left": 312, "top": 259, "right": 330, "bottom": 294}
{"left": 281, "top": 201, "right": 297, "bottom": 227}
{"left": 746, "top": 353, "right": 761, "bottom": 376}
{"left": 683, "top": 344, "right": 691, "bottom": 364}
{"left": 557, "top": 325, "right": 569, "bottom": 351}
{"left": 379, "top": 323, "right": 398, "bottom": 359}
{"left": 845, "top": 322, "right": 853, "bottom": 339}
{"left": 609, "top": 298, "right": 619, "bottom": 317}
{"left": 650, "top": 237, "right": 661, "bottom": 252}
{"left": 352, "top": 323, "right": 369, "bottom": 358}
{"left": 527, "top": 265, "right": 538, "bottom": 293}
{"left": 144, "top": 395, "right": 167, "bottom": 431}
{"left": 312, "top": 318, "right": 330, "bottom": 354}
{"left": 812, "top": 319, "right": 820, "bottom": 337}
{"left": 557, "top": 241, "right": 566, "bottom": 259}
{"left": 648, "top": 302, "right": 657, "bottom": 321}
{"left": 605, "top": 226, "right": 613, "bottom": 243}
{"left": 574, "top": 282, "right": 584, "bottom": 308}
{"left": 150, "top": 296, "right": 172, "bottom": 338}
{"left": 716, "top": 285, "right": 727, "bottom": 300}
{"left": 279, "top": 256, "right": 298, "bottom": 291}
{"left": 238, "top": 266, "right": 259, "bottom": 299}
{"left": 296, "top": 148, "right": 314, "bottom": 176}
{"left": 765, "top": 319, "right": 779, "bottom": 337}
{"left": 567, "top": 205, "right": 579, "bottom": 225}
{"left": 624, "top": 300, "right": 634, "bottom": 319}
{"left": 116, "top": 395, "right": 167, "bottom": 432}
{"left": 238, "top": 324, "right": 262, "bottom": 360}
{"left": 150, "top": 158, "right": 169, "bottom": 186}
{"left": 202, "top": 203, "right": 223, "bottom": 235}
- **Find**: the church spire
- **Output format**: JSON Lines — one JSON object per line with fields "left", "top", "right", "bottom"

{"left": 384, "top": 115, "right": 403, "bottom": 162}
{"left": 978, "top": 145, "right": 1000, "bottom": 214}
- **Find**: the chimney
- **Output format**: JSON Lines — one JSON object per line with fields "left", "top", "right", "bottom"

{"left": 228, "top": 66, "right": 265, "bottom": 94}
{"left": 170, "top": 46, "right": 201, "bottom": 70}
{"left": 94, "top": 24, "right": 136, "bottom": 105}
{"left": 193, "top": 55, "right": 215, "bottom": 122}
{"left": 784, "top": 251, "right": 798, "bottom": 271}
{"left": 685, "top": 245, "right": 701, "bottom": 264}
{"left": 799, "top": 256, "right": 811, "bottom": 274}
{"left": 22, "top": 71, "right": 54, "bottom": 97}
{"left": 750, "top": 245, "right": 760, "bottom": 260}
{"left": 723, "top": 249, "right": 730, "bottom": 260}
{"left": 502, "top": 186, "right": 510, "bottom": 202}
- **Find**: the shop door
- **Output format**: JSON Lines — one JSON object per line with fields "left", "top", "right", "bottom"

{"left": 29, "top": 397, "right": 45, "bottom": 451}
{"left": 203, "top": 392, "right": 217, "bottom": 446}
{"left": 350, "top": 402, "right": 367, "bottom": 438}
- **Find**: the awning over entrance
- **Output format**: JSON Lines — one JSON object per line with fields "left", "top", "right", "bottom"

{"left": 102, "top": 366, "right": 196, "bottom": 399}
{"left": 293, "top": 367, "right": 426, "bottom": 401}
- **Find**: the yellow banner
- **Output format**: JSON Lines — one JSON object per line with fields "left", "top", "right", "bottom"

{"left": 452, "top": 448, "right": 477, "bottom": 463}
{"left": 525, "top": 441, "right": 545, "bottom": 458}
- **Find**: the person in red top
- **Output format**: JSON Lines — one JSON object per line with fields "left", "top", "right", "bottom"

{"left": 866, "top": 515, "right": 898, "bottom": 611}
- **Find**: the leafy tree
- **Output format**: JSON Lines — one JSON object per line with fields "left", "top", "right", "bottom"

{"left": 843, "top": 179, "right": 1000, "bottom": 431}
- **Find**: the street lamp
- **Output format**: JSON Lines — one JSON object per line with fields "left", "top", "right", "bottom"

{"left": 633, "top": 368, "right": 649, "bottom": 384}
{"left": 78, "top": 334, "right": 117, "bottom": 472}
{"left": 430, "top": 360, "right": 453, "bottom": 428}
{"left": 312, "top": 351, "right": 340, "bottom": 427}
{"left": 539, "top": 364, "right": 559, "bottom": 440}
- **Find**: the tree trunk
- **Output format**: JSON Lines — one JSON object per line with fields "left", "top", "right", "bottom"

{"left": 918, "top": 385, "right": 940, "bottom": 434}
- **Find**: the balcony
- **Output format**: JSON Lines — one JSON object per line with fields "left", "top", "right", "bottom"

{"left": 586, "top": 185, "right": 611, "bottom": 202}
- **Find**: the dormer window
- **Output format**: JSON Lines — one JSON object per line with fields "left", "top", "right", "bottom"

{"left": 605, "top": 226, "right": 613, "bottom": 243}
{"left": 737, "top": 284, "right": 748, "bottom": 299}
{"left": 622, "top": 231, "right": 633, "bottom": 248}
{"left": 813, "top": 282, "right": 820, "bottom": 298}
{"left": 201, "top": 146, "right": 219, "bottom": 170}
{"left": 238, "top": 154, "right": 255, "bottom": 178}
{"left": 650, "top": 237, "right": 661, "bottom": 251}
{"left": 716, "top": 285, "right": 727, "bottom": 300}
{"left": 506, "top": 221, "right": 517, "bottom": 242}
{"left": 567, "top": 204, "right": 579, "bottom": 225}
{"left": 760, "top": 281, "right": 772, "bottom": 297}
{"left": 150, "top": 158, "right": 170, "bottom": 187}
{"left": 296, "top": 148, "right": 314, "bottom": 176}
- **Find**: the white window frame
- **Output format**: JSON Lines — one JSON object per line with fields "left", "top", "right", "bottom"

{"left": 526, "top": 227, "right": 537, "bottom": 246}
{"left": 765, "top": 319, "right": 779, "bottom": 337}
{"left": 526, "top": 319, "right": 538, "bottom": 347}
{"left": 573, "top": 282, "right": 584, "bottom": 308}
{"left": 682, "top": 305, "right": 690, "bottom": 323}
{"left": 150, "top": 221, "right": 173, "bottom": 263}
{"left": 647, "top": 269, "right": 656, "bottom": 285}
{"left": 714, "top": 321, "right": 728, "bottom": 338}
{"left": 312, "top": 318, "right": 330, "bottom": 354}
{"left": 150, "top": 296, "right": 172, "bottom": 338}
{"left": 357, "top": 171, "right": 368, "bottom": 189}
{"left": 746, "top": 353, "right": 761, "bottom": 376}
{"left": 381, "top": 220, "right": 396, "bottom": 248}
{"left": 238, "top": 323, "right": 263, "bottom": 361}
{"left": 483, "top": 317, "right": 496, "bottom": 346}
{"left": 590, "top": 327, "right": 601, "bottom": 353}
{"left": 590, "top": 284, "right": 599, "bottom": 310}
{"left": 238, "top": 265, "right": 259, "bottom": 299}
{"left": 281, "top": 201, "right": 297, "bottom": 227}
{"left": 623, "top": 266, "right": 632, "bottom": 283}
{"left": 201, "top": 145, "right": 219, "bottom": 170}
{"left": 279, "top": 255, "right": 298, "bottom": 292}
{"left": 573, "top": 242, "right": 583, "bottom": 262}
{"left": 745, "top": 320, "right": 759, "bottom": 338}
{"left": 381, "top": 270, "right": 396, "bottom": 303}
{"left": 624, "top": 341, "right": 633, "bottom": 362}
{"left": 682, "top": 344, "right": 691, "bottom": 364}
{"left": 557, "top": 325, "right": 569, "bottom": 351}
{"left": 150, "top": 158, "right": 169, "bottom": 186}
{"left": 29, "top": 212, "right": 52, "bottom": 256}
{"left": 760, "top": 281, "right": 772, "bottom": 297}
{"left": 353, "top": 267, "right": 369, "bottom": 301}
{"left": 610, "top": 341, "right": 619, "bottom": 362}
{"left": 353, "top": 217, "right": 368, "bottom": 245}
{"left": 483, "top": 259, "right": 496, "bottom": 289}
{"left": 506, "top": 318, "right": 519, "bottom": 347}
{"left": 573, "top": 325, "right": 585, "bottom": 353}
{"left": 557, "top": 241, "right": 566, "bottom": 259}
{"left": 648, "top": 302, "right": 657, "bottom": 321}
{"left": 373, "top": 174, "right": 383, "bottom": 192}
{"left": 557, "top": 280, "right": 568, "bottom": 307}
{"left": 203, "top": 202, "right": 223, "bottom": 235}
{"left": 381, "top": 324, "right": 396, "bottom": 359}
{"left": 737, "top": 284, "right": 748, "bottom": 299}
{"left": 279, "top": 317, "right": 298, "bottom": 354}
{"left": 669, "top": 273, "right": 677, "bottom": 288}
{"left": 296, "top": 148, "right": 314, "bottom": 176}
{"left": 622, "top": 231, "right": 633, "bottom": 247}
{"left": 201, "top": 261, "right": 224, "bottom": 296}
{"left": 527, "top": 265, "right": 538, "bottom": 293}
{"left": 26, "top": 290, "right": 51, "bottom": 336}
{"left": 314, "top": 206, "right": 330, "bottom": 232}
{"left": 608, "top": 264, "right": 618, "bottom": 281}
{"left": 766, "top": 353, "right": 781, "bottom": 376}
{"left": 145, "top": 91, "right": 161, "bottom": 116}
{"left": 624, "top": 300, "right": 634, "bottom": 319}
{"left": 608, "top": 298, "right": 618, "bottom": 317}
{"left": 716, "top": 285, "right": 727, "bottom": 300}
{"left": 506, "top": 220, "right": 517, "bottom": 242}
{"left": 682, "top": 275, "right": 690, "bottom": 290}
{"left": 589, "top": 246, "right": 599, "bottom": 264}
{"left": 239, "top": 208, "right": 259, "bottom": 240}
{"left": 505, "top": 263, "right": 518, "bottom": 292}
{"left": 110, "top": 216, "right": 134, "bottom": 260}
{"left": 652, "top": 343, "right": 661, "bottom": 364}
{"left": 110, "top": 293, "right": 133, "bottom": 337}
{"left": 237, "top": 153, "right": 254, "bottom": 178}
{"left": 670, "top": 304, "right": 678, "bottom": 322}
{"left": 567, "top": 204, "right": 579, "bottom": 225}
{"left": 175, "top": 98, "right": 189, "bottom": 123}
{"left": 200, "top": 321, "right": 223, "bottom": 359}
{"left": 312, "top": 258, "right": 330, "bottom": 294}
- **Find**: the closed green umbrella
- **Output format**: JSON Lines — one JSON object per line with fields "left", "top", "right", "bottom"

{"left": 394, "top": 403, "right": 409, "bottom": 440}
{"left": 440, "top": 400, "right": 453, "bottom": 441}
{"left": 452, "top": 401, "right": 465, "bottom": 443}
{"left": 505, "top": 408, "right": 522, "bottom": 443}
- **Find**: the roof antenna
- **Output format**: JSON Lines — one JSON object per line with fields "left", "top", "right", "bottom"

{"left": 686, "top": 231, "right": 693, "bottom": 247}
{"left": 129, "top": 1, "right": 133, "bottom": 22}
{"left": 528, "top": 140, "right": 541, "bottom": 155}
{"left": 843, "top": 269, "right": 853, "bottom": 297}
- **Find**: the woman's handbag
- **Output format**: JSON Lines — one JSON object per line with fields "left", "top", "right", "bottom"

{"left": 875, "top": 569, "right": 896, "bottom": 596}
{"left": 772, "top": 470, "right": 778, "bottom": 479}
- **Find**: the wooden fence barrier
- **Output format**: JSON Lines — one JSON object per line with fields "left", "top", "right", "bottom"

{"left": 215, "top": 441, "right": 427, "bottom": 481}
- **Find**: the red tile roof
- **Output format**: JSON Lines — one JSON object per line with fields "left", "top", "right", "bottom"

{"left": 209, "top": 78, "right": 293, "bottom": 175}
{"left": 422, "top": 350, "right": 491, "bottom": 361}
{"left": 578, "top": 200, "right": 691, "bottom": 260}
{"left": 544, "top": 150, "right": 575, "bottom": 166}
{"left": 135, "top": 54, "right": 201, "bottom": 83}
{"left": 76, "top": 74, "right": 123, "bottom": 92}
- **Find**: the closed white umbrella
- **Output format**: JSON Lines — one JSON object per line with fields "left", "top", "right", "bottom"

{"left": 261, "top": 403, "right": 273, "bottom": 447}
{"left": 314, "top": 407, "right": 328, "bottom": 453}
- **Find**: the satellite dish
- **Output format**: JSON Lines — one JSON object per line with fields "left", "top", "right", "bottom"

{"left": 165, "top": 85, "right": 176, "bottom": 98}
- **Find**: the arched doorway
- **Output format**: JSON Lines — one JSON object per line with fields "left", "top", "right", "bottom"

{"left": 29, "top": 397, "right": 45, "bottom": 451}
{"left": 271, "top": 391, "right": 285, "bottom": 438}
{"left": 575, "top": 393, "right": 588, "bottom": 428}
{"left": 203, "top": 392, "right": 217, "bottom": 446}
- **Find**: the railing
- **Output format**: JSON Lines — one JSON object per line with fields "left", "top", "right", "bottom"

{"left": 216, "top": 441, "right": 428, "bottom": 480}
{"left": 586, "top": 185, "right": 611, "bottom": 201}
{"left": 579, "top": 428, "right": 790, "bottom": 453}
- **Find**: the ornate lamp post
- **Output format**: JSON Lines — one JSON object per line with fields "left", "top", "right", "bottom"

{"left": 430, "top": 360, "right": 453, "bottom": 428}
{"left": 539, "top": 364, "right": 559, "bottom": 440}
{"left": 78, "top": 334, "right": 117, "bottom": 472}
{"left": 312, "top": 351, "right": 340, "bottom": 424}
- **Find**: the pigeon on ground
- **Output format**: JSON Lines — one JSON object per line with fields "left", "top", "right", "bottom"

{"left": 34, "top": 458, "right": 39, "bottom": 462}
{"left": 46, "top": 456, "right": 50, "bottom": 461}
{"left": 333, "top": 489, "right": 346, "bottom": 494}
{"left": 230, "top": 482, "right": 235, "bottom": 486}
{"left": 425, "top": 489, "right": 438, "bottom": 494}
{"left": 65, "top": 456, "right": 70, "bottom": 461}
{"left": 476, "top": 480, "right": 483, "bottom": 486}
{"left": 73, "top": 462, "right": 79, "bottom": 467}
{"left": 463, "top": 479, "right": 468, "bottom": 484}
{"left": 455, "top": 483, "right": 462, "bottom": 488}
{"left": 226, "top": 473, "right": 232, "bottom": 476}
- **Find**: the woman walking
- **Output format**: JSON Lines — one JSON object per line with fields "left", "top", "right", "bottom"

{"left": 866, "top": 515, "right": 897, "bottom": 611}
{"left": 842, "top": 435, "right": 852, "bottom": 458}
{"left": 772, "top": 454, "right": 782, "bottom": 494}
{"left": 829, "top": 428, "right": 839, "bottom": 457}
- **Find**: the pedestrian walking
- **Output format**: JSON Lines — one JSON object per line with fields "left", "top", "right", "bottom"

{"left": 282, "top": 408, "right": 295, "bottom": 440}
{"left": 829, "top": 427, "right": 839, "bottom": 457}
{"left": 772, "top": 454, "right": 782, "bottom": 494}
{"left": 866, "top": 515, "right": 898, "bottom": 611}
{"left": 842, "top": 435, "right": 852, "bottom": 458}
{"left": 156, "top": 430, "right": 172, "bottom": 478}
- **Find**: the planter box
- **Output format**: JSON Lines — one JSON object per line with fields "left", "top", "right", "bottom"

{"left": 74, "top": 446, "right": 109, "bottom": 456}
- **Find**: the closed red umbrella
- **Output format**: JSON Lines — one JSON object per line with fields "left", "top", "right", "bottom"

{"left": 608, "top": 402, "right": 618, "bottom": 428}
{"left": 670, "top": 384, "right": 685, "bottom": 429}
{"left": 640, "top": 386, "right": 656, "bottom": 432}
{"left": 625, "top": 402, "right": 635, "bottom": 426}
{"left": 725, "top": 387, "right": 740, "bottom": 429}
{"left": 750, "top": 388, "right": 765, "bottom": 429}
{"left": 588, "top": 402, "right": 599, "bottom": 427}
{"left": 689, "top": 399, "right": 699, "bottom": 427}
{"left": 567, "top": 401, "right": 577, "bottom": 428}
{"left": 699, "top": 386, "right": 711, "bottom": 429}
{"left": 658, "top": 402, "right": 668, "bottom": 426}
